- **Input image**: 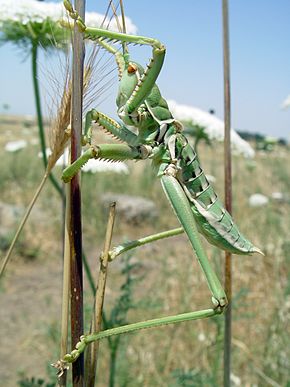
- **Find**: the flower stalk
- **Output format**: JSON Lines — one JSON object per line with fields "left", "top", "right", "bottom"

{"left": 69, "top": 0, "right": 86, "bottom": 384}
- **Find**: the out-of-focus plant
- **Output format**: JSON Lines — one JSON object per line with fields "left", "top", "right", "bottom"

{"left": 183, "top": 121, "right": 212, "bottom": 155}
{"left": 105, "top": 253, "right": 144, "bottom": 387}
{"left": 2, "top": 103, "right": 10, "bottom": 113}
{"left": 256, "top": 136, "right": 278, "bottom": 152}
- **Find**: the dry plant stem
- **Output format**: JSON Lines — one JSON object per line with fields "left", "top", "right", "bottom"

{"left": 59, "top": 183, "right": 72, "bottom": 387}
{"left": 31, "top": 42, "right": 63, "bottom": 197}
{"left": 0, "top": 172, "right": 48, "bottom": 278}
{"left": 222, "top": 1, "right": 232, "bottom": 386}
{"left": 86, "top": 202, "right": 116, "bottom": 387}
{"left": 70, "top": 0, "right": 86, "bottom": 385}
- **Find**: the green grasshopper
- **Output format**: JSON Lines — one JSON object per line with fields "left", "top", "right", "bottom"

{"left": 58, "top": 0, "right": 263, "bottom": 366}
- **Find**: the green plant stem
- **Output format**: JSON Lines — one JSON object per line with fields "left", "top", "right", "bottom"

{"left": 31, "top": 42, "right": 63, "bottom": 197}
{"left": 109, "top": 342, "right": 119, "bottom": 387}
{"left": 212, "top": 318, "right": 224, "bottom": 382}
{"left": 82, "top": 252, "right": 96, "bottom": 295}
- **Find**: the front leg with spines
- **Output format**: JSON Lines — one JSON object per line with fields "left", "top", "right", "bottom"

{"left": 83, "top": 27, "right": 166, "bottom": 114}
{"left": 62, "top": 143, "right": 145, "bottom": 183}
{"left": 63, "top": 0, "right": 126, "bottom": 74}
{"left": 64, "top": 0, "right": 165, "bottom": 114}
{"left": 84, "top": 109, "right": 138, "bottom": 146}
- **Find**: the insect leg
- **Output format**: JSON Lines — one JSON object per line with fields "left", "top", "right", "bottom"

{"left": 161, "top": 174, "right": 228, "bottom": 310}
{"left": 82, "top": 25, "right": 165, "bottom": 114}
{"left": 84, "top": 109, "right": 138, "bottom": 146}
{"left": 62, "top": 143, "right": 147, "bottom": 183}
{"left": 63, "top": 0, "right": 126, "bottom": 71}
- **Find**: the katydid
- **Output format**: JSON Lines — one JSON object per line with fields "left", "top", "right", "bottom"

{"left": 58, "top": 0, "right": 263, "bottom": 367}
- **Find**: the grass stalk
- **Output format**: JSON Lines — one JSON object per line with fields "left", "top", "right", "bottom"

{"left": 0, "top": 172, "right": 48, "bottom": 278}
{"left": 58, "top": 183, "right": 71, "bottom": 386}
{"left": 69, "top": 0, "right": 86, "bottom": 384}
{"left": 109, "top": 342, "right": 118, "bottom": 387}
{"left": 222, "top": 0, "right": 233, "bottom": 385}
{"left": 31, "top": 42, "right": 63, "bottom": 198}
{"left": 86, "top": 202, "right": 116, "bottom": 386}
{"left": 82, "top": 252, "right": 110, "bottom": 331}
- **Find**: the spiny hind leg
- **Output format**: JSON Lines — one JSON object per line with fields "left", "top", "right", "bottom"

{"left": 161, "top": 172, "right": 228, "bottom": 311}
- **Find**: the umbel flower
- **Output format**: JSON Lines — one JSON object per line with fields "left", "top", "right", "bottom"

{"left": 0, "top": 0, "right": 137, "bottom": 50}
{"left": 0, "top": 0, "right": 67, "bottom": 50}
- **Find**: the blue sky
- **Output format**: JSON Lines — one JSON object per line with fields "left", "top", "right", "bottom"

{"left": 0, "top": 0, "right": 289, "bottom": 140}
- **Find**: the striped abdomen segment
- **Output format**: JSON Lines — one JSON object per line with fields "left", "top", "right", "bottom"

{"left": 176, "top": 135, "right": 262, "bottom": 255}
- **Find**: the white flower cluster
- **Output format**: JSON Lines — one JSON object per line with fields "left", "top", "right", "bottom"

{"left": 168, "top": 100, "right": 255, "bottom": 158}
{"left": 85, "top": 12, "right": 137, "bottom": 34}
{"left": 248, "top": 193, "right": 269, "bottom": 207}
{"left": 4, "top": 140, "right": 27, "bottom": 152}
{"left": 0, "top": 0, "right": 63, "bottom": 25}
{"left": 0, "top": 0, "right": 137, "bottom": 33}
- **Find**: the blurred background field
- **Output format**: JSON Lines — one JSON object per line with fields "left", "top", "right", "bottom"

{"left": 0, "top": 114, "right": 289, "bottom": 386}
{"left": 1, "top": 1, "right": 290, "bottom": 386}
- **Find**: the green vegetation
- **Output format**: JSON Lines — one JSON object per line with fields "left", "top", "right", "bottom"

{"left": 0, "top": 116, "right": 289, "bottom": 386}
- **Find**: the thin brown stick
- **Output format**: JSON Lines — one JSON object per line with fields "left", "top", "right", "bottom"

{"left": 0, "top": 172, "right": 48, "bottom": 278}
{"left": 222, "top": 1, "right": 232, "bottom": 386}
{"left": 69, "top": 0, "right": 86, "bottom": 385}
{"left": 58, "top": 183, "right": 71, "bottom": 387}
{"left": 86, "top": 202, "right": 117, "bottom": 387}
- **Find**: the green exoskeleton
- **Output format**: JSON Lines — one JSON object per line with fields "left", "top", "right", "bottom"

{"left": 59, "top": 0, "right": 263, "bottom": 366}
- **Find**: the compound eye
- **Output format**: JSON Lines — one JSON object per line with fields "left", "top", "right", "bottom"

{"left": 128, "top": 63, "right": 137, "bottom": 74}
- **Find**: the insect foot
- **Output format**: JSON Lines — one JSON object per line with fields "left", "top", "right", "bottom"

{"left": 62, "top": 146, "right": 99, "bottom": 183}
{"left": 51, "top": 359, "right": 69, "bottom": 378}
{"left": 212, "top": 296, "right": 228, "bottom": 314}
{"left": 63, "top": 0, "right": 86, "bottom": 31}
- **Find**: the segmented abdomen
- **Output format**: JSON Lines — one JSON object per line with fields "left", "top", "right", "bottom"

{"left": 175, "top": 134, "right": 262, "bottom": 255}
